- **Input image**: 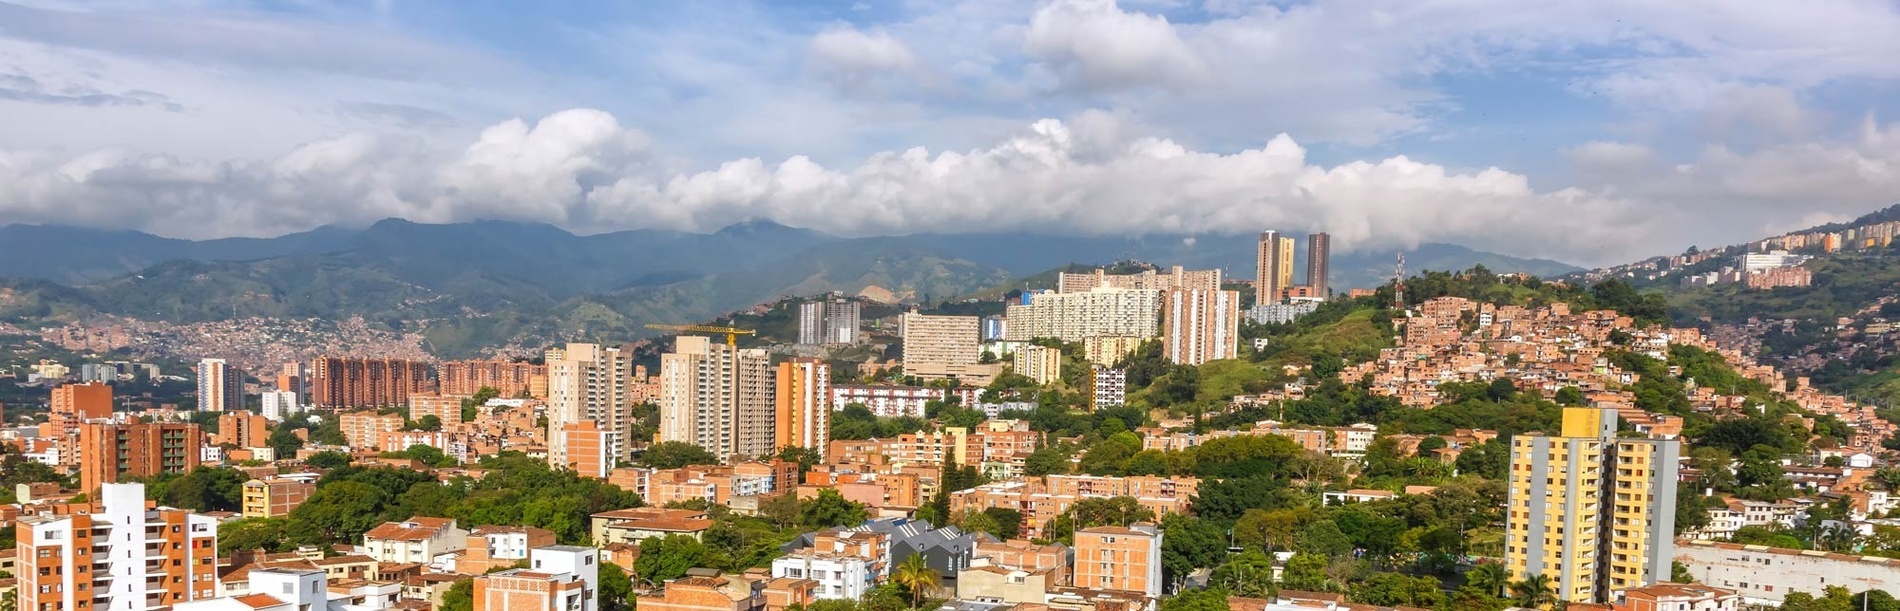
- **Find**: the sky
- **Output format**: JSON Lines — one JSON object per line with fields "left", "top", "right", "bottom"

{"left": 3, "top": 0, "right": 1900, "bottom": 267}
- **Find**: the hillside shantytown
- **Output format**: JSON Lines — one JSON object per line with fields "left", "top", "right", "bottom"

{"left": 13, "top": 217, "right": 1900, "bottom": 611}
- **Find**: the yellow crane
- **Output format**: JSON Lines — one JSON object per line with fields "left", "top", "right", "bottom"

{"left": 643, "top": 323, "right": 757, "bottom": 347}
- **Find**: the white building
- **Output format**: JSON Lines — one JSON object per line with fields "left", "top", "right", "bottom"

{"left": 17, "top": 482, "right": 221, "bottom": 611}
{"left": 362, "top": 517, "right": 469, "bottom": 567}
{"left": 475, "top": 546, "right": 600, "bottom": 611}
{"left": 1247, "top": 301, "right": 1320, "bottom": 325}
{"left": 773, "top": 550, "right": 870, "bottom": 600}
{"left": 1675, "top": 538, "right": 1900, "bottom": 606}
{"left": 260, "top": 390, "right": 302, "bottom": 421}
{"left": 1091, "top": 367, "right": 1126, "bottom": 409}
{"left": 175, "top": 568, "right": 327, "bottom": 611}
{"left": 1004, "top": 287, "right": 1162, "bottom": 342}
{"left": 1738, "top": 250, "right": 1810, "bottom": 272}
{"left": 832, "top": 384, "right": 943, "bottom": 418}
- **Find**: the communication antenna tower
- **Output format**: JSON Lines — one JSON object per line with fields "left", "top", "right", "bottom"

{"left": 1394, "top": 252, "right": 1406, "bottom": 309}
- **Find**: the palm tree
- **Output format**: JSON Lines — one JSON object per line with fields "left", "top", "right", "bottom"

{"left": 893, "top": 554, "right": 940, "bottom": 609}
{"left": 1510, "top": 574, "right": 1556, "bottom": 609}
{"left": 1465, "top": 562, "right": 1509, "bottom": 597}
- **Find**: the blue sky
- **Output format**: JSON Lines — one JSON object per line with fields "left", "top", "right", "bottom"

{"left": 3, "top": 0, "right": 1900, "bottom": 266}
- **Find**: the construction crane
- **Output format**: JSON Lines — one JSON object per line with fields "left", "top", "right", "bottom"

{"left": 643, "top": 323, "right": 757, "bottom": 347}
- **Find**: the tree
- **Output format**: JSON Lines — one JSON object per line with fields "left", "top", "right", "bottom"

{"left": 1510, "top": 574, "right": 1556, "bottom": 608}
{"left": 305, "top": 450, "right": 352, "bottom": 470}
{"left": 982, "top": 507, "right": 1023, "bottom": 540}
{"left": 288, "top": 481, "right": 388, "bottom": 543}
{"left": 439, "top": 579, "right": 473, "bottom": 611}
{"left": 408, "top": 415, "right": 443, "bottom": 432}
{"left": 641, "top": 442, "right": 720, "bottom": 469}
{"left": 1234, "top": 508, "right": 1308, "bottom": 553}
{"left": 799, "top": 489, "right": 869, "bottom": 530}
{"left": 1159, "top": 586, "right": 1231, "bottom": 611}
{"left": 268, "top": 426, "right": 305, "bottom": 459}
{"left": 1464, "top": 562, "right": 1508, "bottom": 597}
{"left": 1160, "top": 514, "right": 1227, "bottom": 593}
{"left": 1294, "top": 519, "right": 1353, "bottom": 557}
{"left": 892, "top": 554, "right": 939, "bottom": 609}
{"left": 1351, "top": 572, "right": 1447, "bottom": 609}
{"left": 1024, "top": 446, "right": 1072, "bottom": 476}
{"left": 1209, "top": 551, "right": 1276, "bottom": 598}
{"left": 160, "top": 466, "right": 247, "bottom": 512}
{"left": 219, "top": 517, "right": 293, "bottom": 555}
{"left": 599, "top": 563, "right": 633, "bottom": 611}
{"left": 635, "top": 535, "right": 714, "bottom": 584}
{"left": 1485, "top": 378, "right": 1517, "bottom": 402}
{"left": 1280, "top": 553, "right": 1331, "bottom": 592}
{"left": 1553, "top": 386, "right": 1585, "bottom": 406}
{"left": 393, "top": 444, "right": 456, "bottom": 468}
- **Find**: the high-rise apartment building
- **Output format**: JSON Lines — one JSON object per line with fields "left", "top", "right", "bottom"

{"left": 196, "top": 358, "right": 243, "bottom": 411}
{"left": 1255, "top": 231, "right": 1296, "bottom": 305}
{"left": 560, "top": 421, "right": 612, "bottom": 479}
{"left": 798, "top": 298, "right": 862, "bottom": 346}
{"left": 310, "top": 357, "right": 431, "bottom": 409}
{"left": 1090, "top": 367, "right": 1127, "bottom": 410}
{"left": 1506, "top": 407, "right": 1680, "bottom": 605}
{"left": 546, "top": 344, "right": 634, "bottom": 471}
{"left": 440, "top": 359, "right": 547, "bottom": 397}
{"left": 52, "top": 381, "right": 113, "bottom": 419}
{"left": 1012, "top": 345, "right": 1064, "bottom": 386}
{"left": 776, "top": 358, "right": 830, "bottom": 458}
{"left": 472, "top": 546, "right": 599, "bottom": 611}
{"left": 17, "top": 482, "right": 221, "bottom": 611}
{"left": 1073, "top": 524, "right": 1163, "bottom": 597}
{"left": 259, "top": 390, "right": 301, "bottom": 421}
{"left": 1003, "top": 287, "right": 1162, "bottom": 342}
{"left": 1161, "top": 288, "right": 1239, "bottom": 365}
{"left": 78, "top": 421, "right": 202, "bottom": 495}
{"left": 900, "top": 312, "right": 993, "bottom": 382}
{"left": 659, "top": 336, "right": 774, "bottom": 462}
{"left": 1307, "top": 232, "right": 1331, "bottom": 296}
{"left": 1057, "top": 266, "right": 1222, "bottom": 293}
{"left": 277, "top": 361, "right": 308, "bottom": 397}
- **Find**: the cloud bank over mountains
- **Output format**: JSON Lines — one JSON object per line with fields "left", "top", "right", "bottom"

{"left": 4, "top": 0, "right": 1900, "bottom": 266}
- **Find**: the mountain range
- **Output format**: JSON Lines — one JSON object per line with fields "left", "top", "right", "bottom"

{"left": 0, "top": 219, "right": 1580, "bottom": 357}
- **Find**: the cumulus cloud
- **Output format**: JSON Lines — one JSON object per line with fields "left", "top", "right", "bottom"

{"left": 1022, "top": 0, "right": 1205, "bottom": 92}
{"left": 0, "top": 107, "right": 1661, "bottom": 263}
{"left": 807, "top": 26, "right": 920, "bottom": 81}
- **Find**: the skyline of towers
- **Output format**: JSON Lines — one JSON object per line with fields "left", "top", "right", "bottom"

{"left": 1257, "top": 229, "right": 1333, "bottom": 304}
{"left": 658, "top": 335, "right": 775, "bottom": 462}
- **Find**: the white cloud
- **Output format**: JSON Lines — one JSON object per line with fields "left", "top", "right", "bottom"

{"left": 1021, "top": 0, "right": 1205, "bottom": 91}
{"left": 0, "top": 108, "right": 1671, "bottom": 264}
{"left": 807, "top": 26, "right": 919, "bottom": 79}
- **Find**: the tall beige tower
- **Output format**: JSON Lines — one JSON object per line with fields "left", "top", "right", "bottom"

{"left": 1255, "top": 231, "right": 1295, "bottom": 305}
{"left": 659, "top": 336, "right": 774, "bottom": 462}
{"left": 546, "top": 343, "right": 632, "bottom": 472}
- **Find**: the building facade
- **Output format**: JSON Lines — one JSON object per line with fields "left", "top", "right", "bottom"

{"left": 440, "top": 359, "right": 546, "bottom": 397}
{"left": 830, "top": 384, "right": 942, "bottom": 418}
{"left": 1674, "top": 539, "right": 1900, "bottom": 606}
{"left": 1073, "top": 524, "right": 1162, "bottom": 597}
{"left": 1306, "top": 232, "right": 1331, "bottom": 296}
{"left": 1056, "top": 266, "right": 1221, "bottom": 294}
{"left": 1507, "top": 407, "right": 1680, "bottom": 605}
{"left": 213, "top": 412, "right": 269, "bottom": 448}
{"left": 775, "top": 358, "right": 831, "bottom": 458}
{"left": 242, "top": 476, "right": 316, "bottom": 518}
{"left": 901, "top": 312, "right": 993, "bottom": 382}
{"left": 659, "top": 336, "right": 774, "bottom": 462}
{"left": 1013, "top": 344, "right": 1064, "bottom": 386}
{"left": 310, "top": 357, "right": 431, "bottom": 410}
{"left": 79, "top": 421, "right": 202, "bottom": 495}
{"left": 17, "top": 483, "right": 220, "bottom": 611}
{"left": 1161, "top": 288, "right": 1240, "bottom": 365}
{"left": 52, "top": 381, "right": 113, "bottom": 419}
{"left": 1255, "top": 231, "right": 1295, "bottom": 306}
{"left": 197, "top": 358, "right": 244, "bottom": 411}
{"left": 798, "top": 298, "right": 862, "bottom": 346}
{"left": 546, "top": 343, "right": 633, "bottom": 471}
{"left": 1090, "top": 367, "right": 1127, "bottom": 410}
{"left": 472, "top": 546, "right": 599, "bottom": 611}
{"left": 1003, "top": 288, "right": 1162, "bottom": 343}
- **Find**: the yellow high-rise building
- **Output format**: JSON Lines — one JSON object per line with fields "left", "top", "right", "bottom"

{"left": 1505, "top": 407, "right": 1680, "bottom": 605}
{"left": 1255, "top": 231, "right": 1296, "bottom": 305}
